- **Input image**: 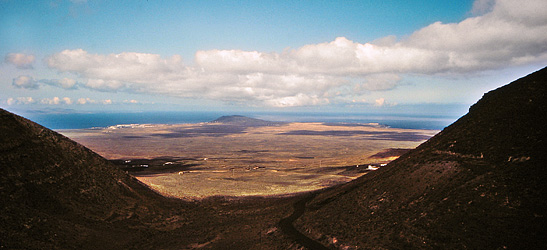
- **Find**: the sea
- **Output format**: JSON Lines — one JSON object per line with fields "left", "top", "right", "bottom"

{"left": 23, "top": 111, "right": 461, "bottom": 131}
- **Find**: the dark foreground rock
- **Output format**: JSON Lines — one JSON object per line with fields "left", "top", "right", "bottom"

{"left": 0, "top": 108, "right": 221, "bottom": 249}
{"left": 296, "top": 67, "right": 547, "bottom": 249}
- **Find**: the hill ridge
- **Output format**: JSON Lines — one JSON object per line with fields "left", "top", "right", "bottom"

{"left": 0, "top": 108, "right": 215, "bottom": 249}
{"left": 296, "top": 66, "right": 547, "bottom": 249}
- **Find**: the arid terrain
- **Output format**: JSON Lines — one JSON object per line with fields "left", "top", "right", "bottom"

{"left": 60, "top": 117, "right": 436, "bottom": 199}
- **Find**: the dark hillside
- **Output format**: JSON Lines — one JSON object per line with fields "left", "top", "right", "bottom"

{"left": 296, "top": 67, "right": 547, "bottom": 249}
{"left": 0, "top": 109, "right": 218, "bottom": 249}
{"left": 0, "top": 108, "right": 313, "bottom": 249}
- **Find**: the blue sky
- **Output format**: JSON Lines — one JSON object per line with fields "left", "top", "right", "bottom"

{"left": 1, "top": 0, "right": 546, "bottom": 117}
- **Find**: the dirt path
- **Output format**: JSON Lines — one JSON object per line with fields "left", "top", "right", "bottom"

{"left": 278, "top": 192, "right": 330, "bottom": 250}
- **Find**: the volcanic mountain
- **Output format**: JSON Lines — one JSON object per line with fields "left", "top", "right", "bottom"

{"left": 210, "top": 115, "right": 285, "bottom": 126}
{"left": 0, "top": 109, "right": 225, "bottom": 249}
{"left": 295, "top": 67, "right": 547, "bottom": 249}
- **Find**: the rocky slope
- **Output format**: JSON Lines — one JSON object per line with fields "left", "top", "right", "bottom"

{"left": 0, "top": 108, "right": 221, "bottom": 249}
{"left": 296, "top": 67, "right": 547, "bottom": 249}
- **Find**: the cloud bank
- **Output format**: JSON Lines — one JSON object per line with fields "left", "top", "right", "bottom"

{"left": 41, "top": 0, "right": 547, "bottom": 107}
{"left": 12, "top": 76, "right": 39, "bottom": 89}
{"left": 5, "top": 53, "right": 35, "bottom": 69}
{"left": 5, "top": 96, "right": 114, "bottom": 106}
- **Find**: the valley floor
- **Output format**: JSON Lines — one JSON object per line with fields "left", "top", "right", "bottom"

{"left": 61, "top": 121, "right": 434, "bottom": 199}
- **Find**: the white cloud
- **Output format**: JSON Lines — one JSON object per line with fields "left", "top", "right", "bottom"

{"left": 76, "top": 97, "right": 113, "bottom": 105}
{"left": 37, "top": 97, "right": 73, "bottom": 105}
{"left": 43, "top": 0, "right": 547, "bottom": 107}
{"left": 6, "top": 97, "right": 35, "bottom": 105}
{"left": 374, "top": 98, "right": 385, "bottom": 107}
{"left": 46, "top": 49, "right": 186, "bottom": 84}
{"left": 77, "top": 97, "right": 93, "bottom": 104}
{"left": 10, "top": 76, "right": 80, "bottom": 90}
{"left": 373, "top": 97, "right": 398, "bottom": 107}
{"left": 12, "top": 76, "right": 39, "bottom": 89}
{"left": 264, "top": 94, "right": 329, "bottom": 107}
{"left": 85, "top": 79, "right": 125, "bottom": 91}
{"left": 404, "top": 0, "right": 547, "bottom": 72}
{"left": 41, "top": 97, "right": 61, "bottom": 105}
{"left": 41, "top": 78, "right": 79, "bottom": 89}
{"left": 58, "top": 78, "right": 77, "bottom": 89}
{"left": 5, "top": 53, "right": 35, "bottom": 69}
{"left": 63, "top": 97, "right": 73, "bottom": 105}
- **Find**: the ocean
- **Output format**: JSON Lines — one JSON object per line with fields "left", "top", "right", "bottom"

{"left": 24, "top": 111, "right": 460, "bottom": 131}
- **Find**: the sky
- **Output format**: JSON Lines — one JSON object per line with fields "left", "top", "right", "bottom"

{"left": 1, "top": 0, "right": 546, "bottom": 117}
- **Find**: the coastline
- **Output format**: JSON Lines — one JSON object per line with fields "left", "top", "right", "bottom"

{"left": 22, "top": 111, "right": 457, "bottom": 130}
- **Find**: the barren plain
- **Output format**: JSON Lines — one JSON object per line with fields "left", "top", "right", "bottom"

{"left": 60, "top": 118, "right": 437, "bottom": 199}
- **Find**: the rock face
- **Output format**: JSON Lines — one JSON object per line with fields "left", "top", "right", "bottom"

{"left": 297, "top": 67, "right": 547, "bottom": 249}
{"left": 0, "top": 109, "right": 207, "bottom": 249}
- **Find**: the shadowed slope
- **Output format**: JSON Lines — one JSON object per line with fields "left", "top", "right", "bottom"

{"left": 297, "top": 67, "right": 547, "bottom": 249}
{"left": 0, "top": 109, "right": 217, "bottom": 249}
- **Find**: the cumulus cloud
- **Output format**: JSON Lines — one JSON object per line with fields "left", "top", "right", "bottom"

{"left": 40, "top": 97, "right": 59, "bottom": 105}
{"left": 46, "top": 49, "right": 186, "bottom": 83}
{"left": 44, "top": 0, "right": 547, "bottom": 107}
{"left": 374, "top": 98, "right": 386, "bottom": 107}
{"left": 77, "top": 97, "right": 93, "bottom": 104}
{"left": 41, "top": 78, "right": 79, "bottom": 89}
{"left": 58, "top": 78, "right": 78, "bottom": 89}
{"left": 76, "top": 97, "right": 113, "bottom": 105}
{"left": 12, "top": 76, "right": 39, "bottom": 89}
{"left": 13, "top": 76, "right": 81, "bottom": 90}
{"left": 264, "top": 94, "right": 329, "bottom": 107}
{"left": 85, "top": 79, "right": 125, "bottom": 91}
{"left": 6, "top": 97, "right": 35, "bottom": 105}
{"left": 373, "top": 98, "right": 397, "bottom": 107}
{"left": 63, "top": 97, "right": 73, "bottom": 105}
{"left": 3, "top": 96, "right": 115, "bottom": 106}
{"left": 5, "top": 53, "right": 35, "bottom": 69}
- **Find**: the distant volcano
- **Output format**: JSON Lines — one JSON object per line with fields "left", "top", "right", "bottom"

{"left": 210, "top": 115, "right": 285, "bottom": 126}
{"left": 296, "top": 67, "right": 547, "bottom": 249}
